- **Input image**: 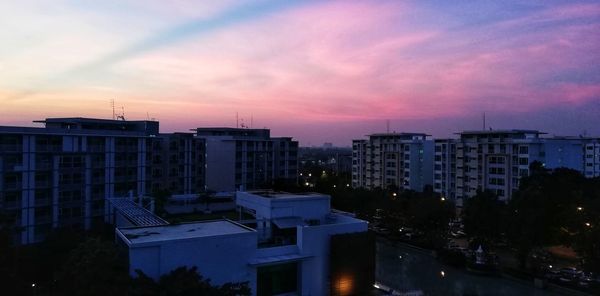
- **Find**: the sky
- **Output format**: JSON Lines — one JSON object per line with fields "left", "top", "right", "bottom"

{"left": 1, "top": 0, "right": 599, "bottom": 146}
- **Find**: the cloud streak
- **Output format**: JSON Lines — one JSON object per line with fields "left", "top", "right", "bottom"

{"left": 4, "top": 0, "right": 303, "bottom": 100}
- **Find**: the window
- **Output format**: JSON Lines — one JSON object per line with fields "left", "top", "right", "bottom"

{"left": 519, "top": 146, "right": 529, "bottom": 154}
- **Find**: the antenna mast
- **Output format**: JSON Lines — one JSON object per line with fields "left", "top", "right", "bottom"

{"left": 236, "top": 112, "right": 239, "bottom": 128}
{"left": 111, "top": 99, "right": 115, "bottom": 120}
{"left": 386, "top": 119, "right": 390, "bottom": 133}
{"left": 483, "top": 112, "right": 486, "bottom": 130}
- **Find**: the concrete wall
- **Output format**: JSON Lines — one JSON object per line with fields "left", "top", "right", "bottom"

{"left": 121, "top": 231, "right": 258, "bottom": 292}
{"left": 296, "top": 216, "right": 368, "bottom": 295}
{"left": 543, "top": 140, "right": 584, "bottom": 171}
{"left": 236, "top": 192, "right": 330, "bottom": 220}
{"left": 205, "top": 139, "right": 236, "bottom": 192}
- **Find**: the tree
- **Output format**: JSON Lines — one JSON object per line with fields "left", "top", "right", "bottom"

{"left": 507, "top": 163, "right": 600, "bottom": 270}
{"left": 130, "top": 266, "right": 251, "bottom": 296}
{"left": 56, "top": 237, "right": 130, "bottom": 296}
{"left": 463, "top": 190, "right": 506, "bottom": 247}
{"left": 0, "top": 210, "right": 28, "bottom": 295}
{"left": 405, "top": 194, "right": 455, "bottom": 249}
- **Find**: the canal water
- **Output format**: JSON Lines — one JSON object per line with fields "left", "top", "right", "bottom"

{"left": 376, "top": 238, "right": 568, "bottom": 296}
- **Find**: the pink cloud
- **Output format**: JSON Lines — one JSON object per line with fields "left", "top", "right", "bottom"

{"left": 1, "top": 1, "right": 599, "bottom": 144}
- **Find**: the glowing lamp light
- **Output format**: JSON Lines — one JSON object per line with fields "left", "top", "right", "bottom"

{"left": 440, "top": 271, "right": 445, "bottom": 277}
{"left": 440, "top": 197, "right": 446, "bottom": 201}
{"left": 577, "top": 206, "right": 583, "bottom": 211}
{"left": 392, "top": 192, "right": 397, "bottom": 197}
{"left": 346, "top": 184, "right": 350, "bottom": 187}
{"left": 305, "top": 182, "right": 310, "bottom": 186}
{"left": 335, "top": 274, "right": 354, "bottom": 295}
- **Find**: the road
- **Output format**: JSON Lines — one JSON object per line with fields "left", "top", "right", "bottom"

{"left": 375, "top": 238, "right": 569, "bottom": 296}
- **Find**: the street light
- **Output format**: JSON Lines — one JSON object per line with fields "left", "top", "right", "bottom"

{"left": 392, "top": 193, "right": 397, "bottom": 197}
{"left": 577, "top": 206, "right": 583, "bottom": 211}
{"left": 346, "top": 184, "right": 350, "bottom": 187}
{"left": 585, "top": 222, "right": 592, "bottom": 227}
{"left": 440, "top": 197, "right": 446, "bottom": 201}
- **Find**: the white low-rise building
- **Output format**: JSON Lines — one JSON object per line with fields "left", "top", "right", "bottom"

{"left": 116, "top": 191, "right": 372, "bottom": 296}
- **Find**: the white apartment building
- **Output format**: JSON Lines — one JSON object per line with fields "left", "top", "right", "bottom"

{"left": 0, "top": 118, "right": 162, "bottom": 244}
{"left": 433, "top": 130, "right": 598, "bottom": 203}
{"left": 352, "top": 133, "right": 433, "bottom": 191}
{"left": 116, "top": 191, "right": 372, "bottom": 296}
{"left": 351, "top": 140, "right": 367, "bottom": 188}
{"left": 195, "top": 128, "right": 298, "bottom": 192}
{"left": 584, "top": 140, "right": 600, "bottom": 177}
{"left": 433, "top": 139, "right": 457, "bottom": 200}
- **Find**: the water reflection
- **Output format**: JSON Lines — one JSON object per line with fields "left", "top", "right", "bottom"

{"left": 376, "top": 238, "right": 566, "bottom": 296}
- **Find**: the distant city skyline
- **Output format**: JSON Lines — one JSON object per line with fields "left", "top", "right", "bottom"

{"left": 1, "top": 0, "right": 599, "bottom": 145}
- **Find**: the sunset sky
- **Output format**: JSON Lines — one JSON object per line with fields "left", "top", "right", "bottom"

{"left": 1, "top": 0, "right": 599, "bottom": 145}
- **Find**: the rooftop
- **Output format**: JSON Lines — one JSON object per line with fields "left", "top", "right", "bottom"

{"left": 118, "top": 220, "right": 253, "bottom": 245}
{"left": 458, "top": 129, "right": 545, "bottom": 135}
{"left": 247, "top": 191, "right": 329, "bottom": 200}
{"left": 109, "top": 198, "right": 169, "bottom": 227}
{"left": 36, "top": 117, "right": 157, "bottom": 124}
{"left": 194, "top": 127, "right": 271, "bottom": 139}
{"left": 368, "top": 132, "right": 431, "bottom": 137}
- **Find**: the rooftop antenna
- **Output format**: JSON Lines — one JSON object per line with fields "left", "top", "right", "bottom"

{"left": 236, "top": 112, "right": 239, "bottom": 128}
{"left": 386, "top": 119, "right": 390, "bottom": 133}
{"left": 110, "top": 99, "right": 115, "bottom": 120}
{"left": 251, "top": 114, "right": 253, "bottom": 128}
{"left": 116, "top": 106, "right": 126, "bottom": 121}
{"left": 482, "top": 112, "right": 486, "bottom": 130}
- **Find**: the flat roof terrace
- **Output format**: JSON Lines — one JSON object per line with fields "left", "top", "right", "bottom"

{"left": 247, "top": 191, "right": 329, "bottom": 200}
{"left": 118, "top": 220, "right": 254, "bottom": 245}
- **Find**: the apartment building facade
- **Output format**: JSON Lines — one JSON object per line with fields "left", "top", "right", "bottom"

{"left": 433, "top": 130, "right": 598, "bottom": 203}
{"left": 352, "top": 133, "right": 433, "bottom": 191}
{"left": 0, "top": 118, "right": 158, "bottom": 244}
{"left": 145, "top": 133, "right": 205, "bottom": 195}
{"left": 433, "top": 139, "right": 457, "bottom": 200}
{"left": 0, "top": 118, "right": 210, "bottom": 244}
{"left": 0, "top": 120, "right": 299, "bottom": 244}
{"left": 584, "top": 140, "right": 600, "bottom": 178}
{"left": 195, "top": 128, "right": 298, "bottom": 192}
